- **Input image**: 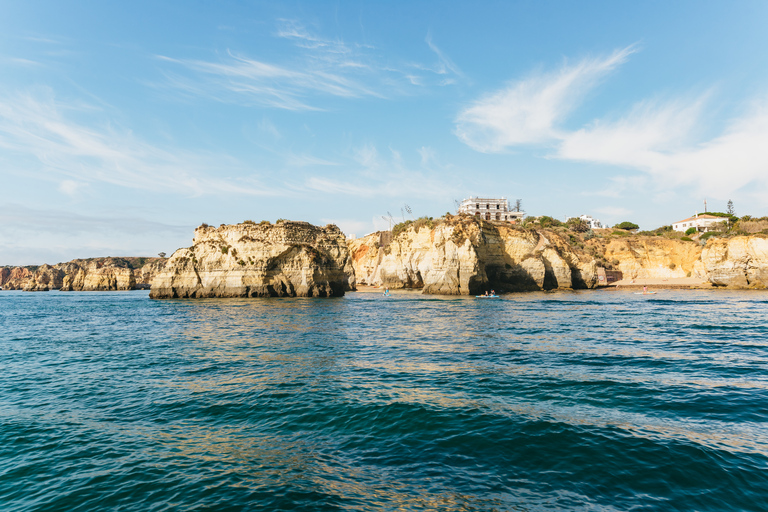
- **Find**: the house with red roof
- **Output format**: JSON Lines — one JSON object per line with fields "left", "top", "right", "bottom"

{"left": 672, "top": 214, "right": 727, "bottom": 233}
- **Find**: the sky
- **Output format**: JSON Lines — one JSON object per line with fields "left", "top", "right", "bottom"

{"left": 2, "top": 1, "right": 768, "bottom": 265}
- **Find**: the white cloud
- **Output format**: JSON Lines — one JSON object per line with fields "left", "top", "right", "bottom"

{"left": 455, "top": 45, "right": 637, "bottom": 152}
{"left": 558, "top": 97, "right": 768, "bottom": 197}
{"left": 0, "top": 204, "right": 191, "bottom": 265}
{"left": 0, "top": 90, "right": 279, "bottom": 196}
{"left": 425, "top": 33, "right": 464, "bottom": 78}
{"left": 456, "top": 45, "right": 768, "bottom": 199}
{"left": 594, "top": 206, "right": 633, "bottom": 217}
{"left": 58, "top": 179, "right": 85, "bottom": 196}
{"left": 156, "top": 20, "right": 463, "bottom": 110}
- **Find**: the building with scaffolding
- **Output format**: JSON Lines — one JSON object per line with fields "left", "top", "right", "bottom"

{"left": 458, "top": 197, "right": 525, "bottom": 222}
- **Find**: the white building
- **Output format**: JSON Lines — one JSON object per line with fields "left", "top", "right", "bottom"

{"left": 565, "top": 214, "right": 603, "bottom": 230}
{"left": 672, "top": 214, "right": 727, "bottom": 233}
{"left": 458, "top": 196, "right": 525, "bottom": 222}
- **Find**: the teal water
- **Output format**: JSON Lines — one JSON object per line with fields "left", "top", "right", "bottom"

{"left": 1, "top": 290, "right": 767, "bottom": 511}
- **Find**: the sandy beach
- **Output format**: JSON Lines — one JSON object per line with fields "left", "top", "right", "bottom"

{"left": 607, "top": 277, "right": 712, "bottom": 290}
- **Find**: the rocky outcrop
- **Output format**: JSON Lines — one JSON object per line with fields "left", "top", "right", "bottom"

{"left": 0, "top": 267, "right": 35, "bottom": 290}
{"left": 697, "top": 236, "right": 768, "bottom": 288}
{"left": 349, "top": 216, "right": 596, "bottom": 295}
{"left": 59, "top": 258, "right": 136, "bottom": 291}
{"left": 150, "top": 221, "right": 355, "bottom": 298}
{"left": 590, "top": 237, "right": 703, "bottom": 280}
{"left": 134, "top": 259, "right": 167, "bottom": 288}
{"left": 1, "top": 257, "right": 165, "bottom": 292}
{"left": 23, "top": 265, "right": 65, "bottom": 291}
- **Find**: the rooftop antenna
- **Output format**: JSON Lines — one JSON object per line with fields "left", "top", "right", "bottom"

{"left": 704, "top": 198, "right": 707, "bottom": 213}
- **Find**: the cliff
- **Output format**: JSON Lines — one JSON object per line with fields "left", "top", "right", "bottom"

{"left": 349, "top": 216, "right": 597, "bottom": 295}
{"left": 698, "top": 235, "right": 768, "bottom": 288}
{"left": 59, "top": 258, "right": 136, "bottom": 291}
{"left": 588, "top": 237, "right": 703, "bottom": 280}
{"left": 0, "top": 257, "right": 166, "bottom": 291}
{"left": 150, "top": 221, "right": 355, "bottom": 298}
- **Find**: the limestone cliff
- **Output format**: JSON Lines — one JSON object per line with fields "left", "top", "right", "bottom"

{"left": 59, "top": 258, "right": 136, "bottom": 291}
{"left": 150, "top": 221, "right": 355, "bottom": 298}
{"left": 698, "top": 235, "right": 768, "bottom": 288}
{"left": 589, "top": 237, "right": 703, "bottom": 280}
{"left": 349, "top": 216, "right": 597, "bottom": 295}
{"left": 0, "top": 267, "right": 35, "bottom": 290}
{"left": 1, "top": 257, "right": 165, "bottom": 291}
{"left": 134, "top": 259, "right": 167, "bottom": 287}
{"left": 23, "top": 265, "right": 65, "bottom": 291}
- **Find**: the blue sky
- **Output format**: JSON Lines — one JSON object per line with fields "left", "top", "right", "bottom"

{"left": 2, "top": 1, "right": 768, "bottom": 264}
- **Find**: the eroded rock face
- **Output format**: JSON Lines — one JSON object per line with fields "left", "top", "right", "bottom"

{"left": 0, "top": 267, "right": 35, "bottom": 290}
{"left": 23, "top": 264, "right": 65, "bottom": 291}
{"left": 592, "top": 238, "right": 703, "bottom": 280}
{"left": 150, "top": 221, "right": 355, "bottom": 298}
{"left": 134, "top": 259, "right": 167, "bottom": 287}
{"left": 699, "top": 236, "right": 768, "bottom": 288}
{"left": 57, "top": 258, "right": 136, "bottom": 291}
{"left": 349, "top": 216, "right": 597, "bottom": 295}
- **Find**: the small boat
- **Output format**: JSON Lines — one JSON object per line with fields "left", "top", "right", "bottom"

{"left": 634, "top": 291, "right": 657, "bottom": 295}
{"left": 476, "top": 295, "right": 500, "bottom": 298}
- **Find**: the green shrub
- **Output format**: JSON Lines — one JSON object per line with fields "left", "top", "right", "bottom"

{"left": 681, "top": 236, "right": 693, "bottom": 242}
{"left": 566, "top": 218, "right": 589, "bottom": 233}
{"left": 668, "top": 263, "right": 676, "bottom": 270}
{"left": 237, "top": 259, "right": 245, "bottom": 266}
{"left": 612, "top": 230, "right": 629, "bottom": 236}
{"left": 685, "top": 227, "right": 696, "bottom": 236}
{"left": 700, "top": 231, "right": 718, "bottom": 240}
{"left": 412, "top": 216, "right": 435, "bottom": 232}
{"left": 583, "top": 230, "right": 595, "bottom": 240}
{"left": 392, "top": 220, "right": 413, "bottom": 239}
{"left": 259, "top": 220, "right": 271, "bottom": 226}
{"left": 221, "top": 246, "right": 229, "bottom": 254}
{"left": 242, "top": 220, "right": 256, "bottom": 225}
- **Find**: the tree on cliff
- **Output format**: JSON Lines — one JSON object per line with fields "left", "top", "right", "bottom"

{"left": 566, "top": 217, "right": 589, "bottom": 233}
{"left": 727, "top": 200, "right": 734, "bottom": 216}
{"left": 614, "top": 221, "right": 639, "bottom": 231}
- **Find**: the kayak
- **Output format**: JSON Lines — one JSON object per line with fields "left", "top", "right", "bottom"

{"left": 634, "top": 292, "right": 657, "bottom": 295}
{"left": 476, "top": 295, "right": 500, "bottom": 298}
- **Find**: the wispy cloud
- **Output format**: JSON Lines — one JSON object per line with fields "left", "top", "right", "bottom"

{"left": 155, "top": 20, "right": 464, "bottom": 110}
{"left": 456, "top": 45, "right": 768, "bottom": 198}
{"left": 0, "top": 204, "right": 191, "bottom": 265}
{"left": 303, "top": 143, "right": 459, "bottom": 199}
{"left": 0, "top": 90, "right": 279, "bottom": 196}
{"left": 424, "top": 33, "right": 464, "bottom": 81}
{"left": 559, "top": 97, "right": 768, "bottom": 196}
{"left": 455, "top": 45, "right": 637, "bottom": 151}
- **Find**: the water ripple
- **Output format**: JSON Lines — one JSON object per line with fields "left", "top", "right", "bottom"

{"left": 1, "top": 289, "right": 767, "bottom": 511}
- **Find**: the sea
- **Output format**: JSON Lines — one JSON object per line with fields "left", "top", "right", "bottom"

{"left": 1, "top": 289, "right": 767, "bottom": 511}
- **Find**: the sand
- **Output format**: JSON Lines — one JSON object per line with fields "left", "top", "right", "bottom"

{"left": 608, "top": 277, "right": 712, "bottom": 289}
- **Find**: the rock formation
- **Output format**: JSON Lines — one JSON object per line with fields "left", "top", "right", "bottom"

{"left": 134, "top": 259, "right": 167, "bottom": 288}
{"left": 150, "top": 221, "right": 355, "bottom": 298}
{"left": 697, "top": 236, "right": 768, "bottom": 288}
{"left": 23, "top": 265, "right": 65, "bottom": 291}
{"left": 349, "top": 216, "right": 597, "bottom": 295}
{"left": 589, "top": 237, "right": 703, "bottom": 280}
{"left": 0, "top": 267, "right": 35, "bottom": 290}
{"left": 0, "top": 257, "right": 165, "bottom": 291}
{"left": 59, "top": 258, "right": 136, "bottom": 291}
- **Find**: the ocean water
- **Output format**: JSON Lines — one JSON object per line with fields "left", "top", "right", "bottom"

{"left": 1, "top": 289, "right": 767, "bottom": 512}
